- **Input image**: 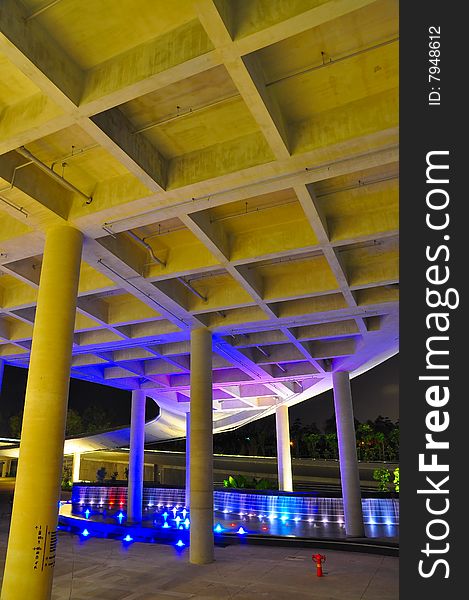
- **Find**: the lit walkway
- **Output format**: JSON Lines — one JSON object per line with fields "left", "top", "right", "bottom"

{"left": 0, "top": 531, "right": 398, "bottom": 600}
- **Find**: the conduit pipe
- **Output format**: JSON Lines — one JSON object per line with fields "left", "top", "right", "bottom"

{"left": 17, "top": 147, "right": 93, "bottom": 204}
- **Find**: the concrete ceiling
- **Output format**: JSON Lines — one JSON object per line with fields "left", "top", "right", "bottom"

{"left": 0, "top": 0, "right": 399, "bottom": 437}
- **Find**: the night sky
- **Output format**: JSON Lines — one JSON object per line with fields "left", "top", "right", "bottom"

{"left": 289, "top": 354, "right": 399, "bottom": 429}
{"left": 0, "top": 353, "right": 398, "bottom": 436}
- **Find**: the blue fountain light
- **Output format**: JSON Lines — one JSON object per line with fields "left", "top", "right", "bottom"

{"left": 117, "top": 512, "right": 125, "bottom": 524}
{"left": 162, "top": 512, "right": 169, "bottom": 520}
{"left": 184, "top": 518, "right": 190, "bottom": 528}
{"left": 182, "top": 509, "right": 188, "bottom": 519}
{"left": 81, "top": 529, "right": 90, "bottom": 537}
{"left": 172, "top": 507, "right": 178, "bottom": 518}
{"left": 175, "top": 539, "right": 185, "bottom": 547}
{"left": 123, "top": 534, "right": 133, "bottom": 542}
{"left": 162, "top": 522, "right": 171, "bottom": 529}
{"left": 175, "top": 516, "right": 181, "bottom": 526}
{"left": 280, "top": 515, "right": 288, "bottom": 523}
{"left": 237, "top": 527, "right": 247, "bottom": 535}
{"left": 214, "top": 523, "right": 224, "bottom": 533}
{"left": 84, "top": 509, "right": 91, "bottom": 519}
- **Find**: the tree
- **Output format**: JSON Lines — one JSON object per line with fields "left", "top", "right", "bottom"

{"left": 303, "top": 433, "right": 322, "bottom": 458}
{"left": 9, "top": 412, "right": 23, "bottom": 438}
{"left": 83, "top": 403, "right": 112, "bottom": 433}
{"left": 324, "top": 433, "right": 338, "bottom": 459}
{"left": 9, "top": 408, "right": 85, "bottom": 438}
{"left": 65, "top": 409, "right": 84, "bottom": 436}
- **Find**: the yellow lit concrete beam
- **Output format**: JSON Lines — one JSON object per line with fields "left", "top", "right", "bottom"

{"left": 82, "top": 110, "right": 167, "bottom": 192}
{"left": 342, "top": 246, "right": 399, "bottom": 288}
{"left": 106, "top": 294, "right": 161, "bottom": 326}
{"left": 292, "top": 89, "right": 398, "bottom": 155}
{"left": 233, "top": 0, "right": 381, "bottom": 53}
{"left": 355, "top": 285, "right": 398, "bottom": 306}
{"left": 76, "top": 328, "right": 125, "bottom": 347}
{"left": 0, "top": 93, "right": 70, "bottom": 155}
{"left": 294, "top": 319, "right": 360, "bottom": 341}
{"left": 0, "top": 0, "right": 83, "bottom": 108}
{"left": 0, "top": 152, "right": 73, "bottom": 224}
{"left": 6, "top": 317, "right": 32, "bottom": 342}
{"left": 128, "top": 320, "right": 180, "bottom": 339}
{"left": 1, "top": 278, "right": 37, "bottom": 309}
{"left": 274, "top": 293, "right": 348, "bottom": 319}
{"left": 198, "top": 305, "right": 269, "bottom": 329}
{"left": 196, "top": 0, "right": 290, "bottom": 159}
{"left": 168, "top": 131, "right": 274, "bottom": 189}
{"left": 81, "top": 20, "right": 217, "bottom": 110}
{"left": 262, "top": 256, "right": 339, "bottom": 301}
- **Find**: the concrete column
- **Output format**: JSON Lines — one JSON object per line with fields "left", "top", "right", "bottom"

{"left": 185, "top": 412, "right": 190, "bottom": 508}
{"left": 0, "top": 358, "right": 4, "bottom": 394}
{"left": 189, "top": 327, "right": 214, "bottom": 565}
{"left": 332, "top": 370, "right": 365, "bottom": 537}
{"left": 275, "top": 404, "right": 293, "bottom": 492}
{"left": 127, "top": 389, "right": 146, "bottom": 523}
{"left": 72, "top": 452, "right": 81, "bottom": 482}
{"left": 2, "top": 459, "right": 11, "bottom": 478}
{"left": 1, "top": 225, "right": 82, "bottom": 600}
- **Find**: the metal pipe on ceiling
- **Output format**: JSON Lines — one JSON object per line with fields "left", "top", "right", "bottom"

{"left": 0, "top": 196, "right": 29, "bottom": 217}
{"left": 316, "top": 174, "right": 398, "bottom": 199}
{"left": 25, "top": 0, "right": 64, "bottom": 20}
{"left": 176, "top": 277, "right": 207, "bottom": 302}
{"left": 96, "top": 258, "right": 186, "bottom": 326}
{"left": 256, "top": 345, "right": 270, "bottom": 358}
{"left": 133, "top": 94, "right": 241, "bottom": 135}
{"left": 265, "top": 37, "right": 399, "bottom": 88}
{"left": 209, "top": 199, "right": 298, "bottom": 224}
{"left": 17, "top": 147, "right": 93, "bottom": 204}
{"left": 126, "top": 230, "right": 166, "bottom": 267}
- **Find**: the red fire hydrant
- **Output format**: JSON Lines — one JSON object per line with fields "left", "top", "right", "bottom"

{"left": 312, "top": 553, "right": 326, "bottom": 577}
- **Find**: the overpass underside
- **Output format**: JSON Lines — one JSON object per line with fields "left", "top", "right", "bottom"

{"left": 0, "top": 1, "right": 398, "bottom": 598}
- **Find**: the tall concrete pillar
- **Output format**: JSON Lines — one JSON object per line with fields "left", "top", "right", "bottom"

{"left": 0, "top": 358, "right": 4, "bottom": 395}
{"left": 185, "top": 412, "right": 190, "bottom": 507}
{"left": 332, "top": 370, "right": 365, "bottom": 537}
{"left": 72, "top": 452, "right": 81, "bottom": 482}
{"left": 275, "top": 404, "right": 293, "bottom": 492}
{"left": 2, "top": 459, "right": 11, "bottom": 478}
{"left": 1, "top": 225, "right": 82, "bottom": 600}
{"left": 127, "top": 389, "right": 146, "bottom": 523}
{"left": 189, "top": 327, "right": 214, "bottom": 565}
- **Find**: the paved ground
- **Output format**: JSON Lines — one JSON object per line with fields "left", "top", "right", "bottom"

{"left": 0, "top": 480, "right": 398, "bottom": 599}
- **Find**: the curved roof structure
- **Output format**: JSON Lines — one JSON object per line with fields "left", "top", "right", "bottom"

{"left": 0, "top": 0, "right": 399, "bottom": 449}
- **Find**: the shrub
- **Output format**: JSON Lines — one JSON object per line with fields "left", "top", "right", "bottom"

{"left": 223, "top": 474, "right": 270, "bottom": 490}
{"left": 373, "top": 467, "right": 391, "bottom": 491}
{"left": 96, "top": 467, "right": 107, "bottom": 483}
{"left": 393, "top": 467, "right": 399, "bottom": 492}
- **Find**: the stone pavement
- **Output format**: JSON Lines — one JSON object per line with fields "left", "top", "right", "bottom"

{"left": 0, "top": 480, "right": 398, "bottom": 599}
{"left": 0, "top": 533, "right": 398, "bottom": 600}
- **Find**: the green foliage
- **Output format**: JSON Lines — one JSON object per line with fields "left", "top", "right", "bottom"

{"left": 373, "top": 467, "right": 391, "bottom": 491}
{"left": 393, "top": 467, "right": 399, "bottom": 492}
{"left": 9, "top": 413, "right": 22, "bottom": 438}
{"left": 65, "top": 409, "right": 84, "bottom": 436}
{"left": 61, "top": 465, "right": 72, "bottom": 491}
{"left": 96, "top": 467, "right": 107, "bottom": 483}
{"left": 223, "top": 474, "right": 270, "bottom": 490}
